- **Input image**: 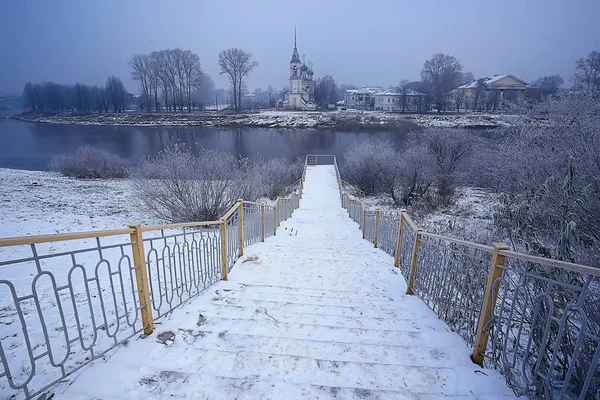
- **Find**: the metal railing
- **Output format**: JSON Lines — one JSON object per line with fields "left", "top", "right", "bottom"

{"left": 338, "top": 169, "right": 600, "bottom": 399}
{"left": 0, "top": 185, "right": 302, "bottom": 399}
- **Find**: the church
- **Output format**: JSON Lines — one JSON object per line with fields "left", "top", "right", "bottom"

{"left": 283, "top": 29, "right": 316, "bottom": 110}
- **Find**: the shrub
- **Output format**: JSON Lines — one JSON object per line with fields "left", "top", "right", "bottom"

{"left": 131, "top": 144, "right": 303, "bottom": 223}
{"left": 50, "top": 145, "right": 129, "bottom": 178}
{"left": 259, "top": 157, "right": 304, "bottom": 199}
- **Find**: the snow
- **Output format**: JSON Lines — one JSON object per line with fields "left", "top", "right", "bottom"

{"left": 360, "top": 187, "right": 499, "bottom": 244}
{"left": 53, "top": 165, "right": 514, "bottom": 399}
{"left": 0, "top": 168, "right": 158, "bottom": 238}
{"left": 13, "top": 109, "right": 519, "bottom": 129}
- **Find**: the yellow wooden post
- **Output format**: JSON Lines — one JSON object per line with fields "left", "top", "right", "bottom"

{"left": 273, "top": 206, "right": 277, "bottom": 236}
{"left": 394, "top": 211, "right": 406, "bottom": 268}
{"left": 471, "top": 242, "right": 509, "bottom": 366}
{"left": 261, "top": 204, "right": 265, "bottom": 242}
{"left": 359, "top": 202, "right": 363, "bottom": 229}
{"left": 406, "top": 228, "right": 423, "bottom": 295}
{"left": 238, "top": 200, "right": 243, "bottom": 257}
{"left": 316, "top": 155, "right": 319, "bottom": 164}
{"left": 277, "top": 197, "right": 281, "bottom": 226}
{"left": 219, "top": 220, "right": 228, "bottom": 281}
{"left": 373, "top": 210, "right": 381, "bottom": 248}
{"left": 128, "top": 223, "right": 154, "bottom": 335}
{"left": 362, "top": 210, "right": 367, "bottom": 239}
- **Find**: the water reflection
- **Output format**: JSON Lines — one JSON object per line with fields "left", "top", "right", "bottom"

{"left": 0, "top": 119, "right": 410, "bottom": 171}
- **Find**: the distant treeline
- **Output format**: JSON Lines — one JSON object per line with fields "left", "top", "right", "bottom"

{"left": 129, "top": 49, "right": 202, "bottom": 112}
{"left": 22, "top": 76, "right": 128, "bottom": 113}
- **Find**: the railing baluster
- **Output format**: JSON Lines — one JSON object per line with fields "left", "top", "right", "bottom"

{"left": 238, "top": 200, "right": 244, "bottom": 257}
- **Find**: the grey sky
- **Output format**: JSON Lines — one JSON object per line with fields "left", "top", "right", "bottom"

{"left": 1, "top": 0, "right": 598, "bottom": 95}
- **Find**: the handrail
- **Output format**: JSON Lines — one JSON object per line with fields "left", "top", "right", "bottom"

{"left": 0, "top": 168, "right": 304, "bottom": 400}
{"left": 341, "top": 179, "right": 365, "bottom": 198}
{"left": 0, "top": 228, "right": 135, "bottom": 247}
{"left": 340, "top": 181, "right": 599, "bottom": 399}
{"left": 420, "top": 231, "right": 495, "bottom": 252}
{"left": 140, "top": 221, "right": 220, "bottom": 232}
{"left": 499, "top": 249, "right": 600, "bottom": 276}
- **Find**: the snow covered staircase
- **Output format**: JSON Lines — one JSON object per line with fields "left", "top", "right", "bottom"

{"left": 62, "top": 166, "right": 515, "bottom": 399}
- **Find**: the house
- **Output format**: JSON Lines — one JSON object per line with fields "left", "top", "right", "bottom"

{"left": 448, "top": 74, "right": 529, "bottom": 111}
{"left": 373, "top": 88, "right": 426, "bottom": 112}
{"left": 344, "top": 87, "right": 383, "bottom": 110}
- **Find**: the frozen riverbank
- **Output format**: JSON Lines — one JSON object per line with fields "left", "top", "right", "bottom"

{"left": 0, "top": 168, "right": 158, "bottom": 238}
{"left": 12, "top": 109, "right": 516, "bottom": 130}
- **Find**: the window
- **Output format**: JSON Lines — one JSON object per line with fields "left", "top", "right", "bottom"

{"left": 387, "top": 98, "right": 390, "bottom": 102}
{"left": 392, "top": 98, "right": 395, "bottom": 103}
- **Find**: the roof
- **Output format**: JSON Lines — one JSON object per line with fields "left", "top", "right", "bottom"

{"left": 456, "top": 74, "right": 529, "bottom": 89}
{"left": 345, "top": 87, "right": 384, "bottom": 95}
{"left": 374, "top": 88, "right": 425, "bottom": 96}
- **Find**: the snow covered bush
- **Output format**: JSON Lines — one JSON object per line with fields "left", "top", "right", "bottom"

{"left": 341, "top": 132, "right": 473, "bottom": 207}
{"left": 258, "top": 157, "right": 303, "bottom": 199}
{"left": 131, "top": 144, "right": 302, "bottom": 223}
{"left": 132, "top": 144, "right": 252, "bottom": 222}
{"left": 341, "top": 140, "right": 399, "bottom": 195}
{"left": 50, "top": 145, "right": 130, "bottom": 178}
{"left": 491, "top": 89, "right": 600, "bottom": 265}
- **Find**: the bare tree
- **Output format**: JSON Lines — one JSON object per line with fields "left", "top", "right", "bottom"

{"left": 128, "top": 54, "right": 151, "bottom": 111}
{"left": 533, "top": 74, "right": 564, "bottom": 97}
{"left": 314, "top": 75, "right": 338, "bottom": 108}
{"left": 462, "top": 72, "right": 475, "bottom": 85}
{"left": 574, "top": 50, "right": 600, "bottom": 89}
{"left": 106, "top": 76, "right": 127, "bottom": 113}
{"left": 421, "top": 53, "right": 464, "bottom": 112}
{"left": 218, "top": 48, "right": 258, "bottom": 112}
{"left": 397, "top": 79, "right": 410, "bottom": 112}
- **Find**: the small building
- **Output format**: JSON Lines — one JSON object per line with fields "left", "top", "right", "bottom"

{"left": 449, "top": 74, "right": 529, "bottom": 111}
{"left": 373, "top": 89, "right": 426, "bottom": 112}
{"left": 344, "top": 87, "right": 383, "bottom": 110}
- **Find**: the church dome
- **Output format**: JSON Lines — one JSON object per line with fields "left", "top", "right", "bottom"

{"left": 301, "top": 63, "right": 308, "bottom": 71}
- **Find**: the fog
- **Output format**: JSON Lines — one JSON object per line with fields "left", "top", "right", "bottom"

{"left": 1, "top": 0, "right": 598, "bottom": 94}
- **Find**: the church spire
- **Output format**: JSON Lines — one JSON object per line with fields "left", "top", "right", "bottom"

{"left": 290, "top": 26, "right": 301, "bottom": 63}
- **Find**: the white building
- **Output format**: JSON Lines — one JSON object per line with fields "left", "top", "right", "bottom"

{"left": 283, "top": 30, "right": 316, "bottom": 110}
{"left": 344, "top": 87, "right": 383, "bottom": 110}
{"left": 374, "top": 89, "right": 426, "bottom": 111}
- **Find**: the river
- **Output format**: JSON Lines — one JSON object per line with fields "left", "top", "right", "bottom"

{"left": 0, "top": 119, "right": 411, "bottom": 171}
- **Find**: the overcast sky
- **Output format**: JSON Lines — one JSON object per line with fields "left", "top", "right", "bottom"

{"left": 1, "top": 0, "right": 598, "bottom": 95}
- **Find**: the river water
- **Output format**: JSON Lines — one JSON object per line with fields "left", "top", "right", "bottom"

{"left": 0, "top": 119, "right": 411, "bottom": 171}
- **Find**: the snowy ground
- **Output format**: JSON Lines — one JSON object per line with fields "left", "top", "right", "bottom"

{"left": 13, "top": 110, "right": 518, "bottom": 130}
{"left": 52, "top": 166, "right": 515, "bottom": 399}
{"left": 360, "top": 187, "right": 499, "bottom": 244}
{"left": 0, "top": 168, "right": 157, "bottom": 238}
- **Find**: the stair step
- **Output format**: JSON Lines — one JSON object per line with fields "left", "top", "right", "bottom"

{"left": 209, "top": 296, "right": 434, "bottom": 320}
{"left": 108, "top": 348, "right": 509, "bottom": 396}
{"left": 226, "top": 282, "right": 397, "bottom": 302}
{"left": 162, "top": 315, "right": 466, "bottom": 348}
{"left": 172, "top": 329, "right": 473, "bottom": 368}
{"left": 167, "top": 302, "right": 450, "bottom": 332}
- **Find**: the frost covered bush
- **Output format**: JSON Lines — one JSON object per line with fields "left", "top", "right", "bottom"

{"left": 341, "top": 140, "right": 399, "bottom": 195}
{"left": 132, "top": 144, "right": 302, "bottom": 223}
{"left": 341, "top": 132, "right": 472, "bottom": 207}
{"left": 50, "top": 145, "right": 129, "bottom": 178}
{"left": 132, "top": 144, "right": 249, "bottom": 222}
{"left": 490, "top": 89, "right": 600, "bottom": 265}
{"left": 259, "top": 157, "right": 303, "bottom": 199}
